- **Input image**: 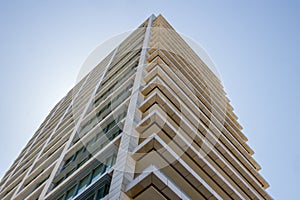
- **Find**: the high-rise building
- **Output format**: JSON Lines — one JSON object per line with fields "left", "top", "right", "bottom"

{"left": 0, "top": 15, "right": 271, "bottom": 200}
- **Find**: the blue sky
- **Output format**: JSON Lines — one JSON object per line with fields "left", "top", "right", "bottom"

{"left": 0, "top": 1, "right": 299, "bottom": 199}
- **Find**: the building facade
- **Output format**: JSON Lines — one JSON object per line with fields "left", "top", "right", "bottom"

{"left": 0, "top": 15, "right": 271, "bottom": 200}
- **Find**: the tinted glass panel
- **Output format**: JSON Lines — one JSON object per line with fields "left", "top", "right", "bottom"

{"left": 77, "top": 175, "right": 90, "bottom": 195}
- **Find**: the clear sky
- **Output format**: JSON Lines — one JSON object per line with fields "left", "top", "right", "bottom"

{"left": 0, "top": 1, "right": 299, "bottom": 199}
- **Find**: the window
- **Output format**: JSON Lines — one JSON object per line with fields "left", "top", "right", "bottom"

{"left": 91, "top": 165, "right": 104, "bottom": 183}
{"left": 62, "top": 147, "right": 85, "bottom": 171}
{"left": 76, "top": 175, "right": 90, "bottom": 195}
{"left": 105, "top": 156, "right": 113, "bottom": 167}
{"left": 103, "top": 165, "right": 110, "bottom": 173}
{"left": 54, "top": 177, "right": 64, "bottom": 188}
{"left": 77, "top": 157, "right": 89, "bottom": 168}
{"left": 56, "top": 140, "right": 118, "bottom": 189}
{"left": 35, "top": 176, "right": 49, "bottom": 189}
{"left": 57, "top": 195, "right": 64, "bottom": 200}
{"left": 86, "top": 194, "right": 95, "bottom": 200}
{"left": 66, "top": 167, "right": 76, "bottom": 178}
{"left": 96, "top": 184, "right": 110, "bottom": 200}
{"left": 95, "top": 63, "right": 135, "bottom": 106}
{"left": 102, "top": 125, "right": 109, "bottom": 134}
{"left": 65, "top": 185, "right": 76, "bottom": 200}
{"left": 80, "top": 81, "right": 131, "bottom": 137}
{"left": 63, "top": 156, "right": 74, "bottom": 169}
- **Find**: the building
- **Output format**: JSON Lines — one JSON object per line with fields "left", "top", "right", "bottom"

{"left": 0, "top": 15, "right": 271, "bottom": 200}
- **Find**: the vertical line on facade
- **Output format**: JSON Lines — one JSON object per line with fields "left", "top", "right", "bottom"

{"left": 39, "top": 46, "right": 119, "bottom": 199}
{"left": 108, "top": 14, "right": 155, "bottom": 199}
{"left": 0, "top": 95, "right": 66, "bottom": 194}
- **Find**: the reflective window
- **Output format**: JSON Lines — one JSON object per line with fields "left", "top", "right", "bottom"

{"left": 91, "top": 165, "right": 104, "bottom": 183}
{"left": 65, "top": 185, "right": 76, "bottom": 200}
{"left": 77, "top": 175, "right": 90, "bottom": 195}
{"left": 96, "top": 184, "right": 110, "bottom": 200}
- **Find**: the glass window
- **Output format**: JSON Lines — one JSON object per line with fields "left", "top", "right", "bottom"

{"left": 63, "top": 156, "right": 74, "bottom": 169}
{"left": 96, "top": 184, "right": 109, "bottom": 200}
{"left": 104, "top": 165, "right": 110, "bottom": 173}
{"left": 66, "top": 167, "right": 76, "bottom": 178}
{"left": 107, "top": 120, "right": 116, "bottom": 130}
{"left": 78, "top": 157, "right": 89, "bottom": 168}
{"left": 105, "top": 156, "right": 113, "bottom": 166}
{"left": 77, "top": 175, "right": 90, "bottom": 195}
{"left": 91, "top": 164, "right": 104, "bottom": 183}
{"left": 65, "top": 185, "right": 76, "bottom": 200}
{"left": 86, "top": 194, "right": 95, "bottom": 200}
{"left": 57, "top": 195, "right": 64, "bottom": 200}
{"left": 103, "top": 125, "right": 109, "bottom": 134}
{"left": 73, "top": 150, "right": 80, "bottom": 161}
{"left": 54, "top": 177, "right": 64, "bottom": 188}
{"left": 112, "top": 154, "right": 117, "bottom": 166}
{"left": 96, "top": 186, "right": 105, "bottom": 200}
